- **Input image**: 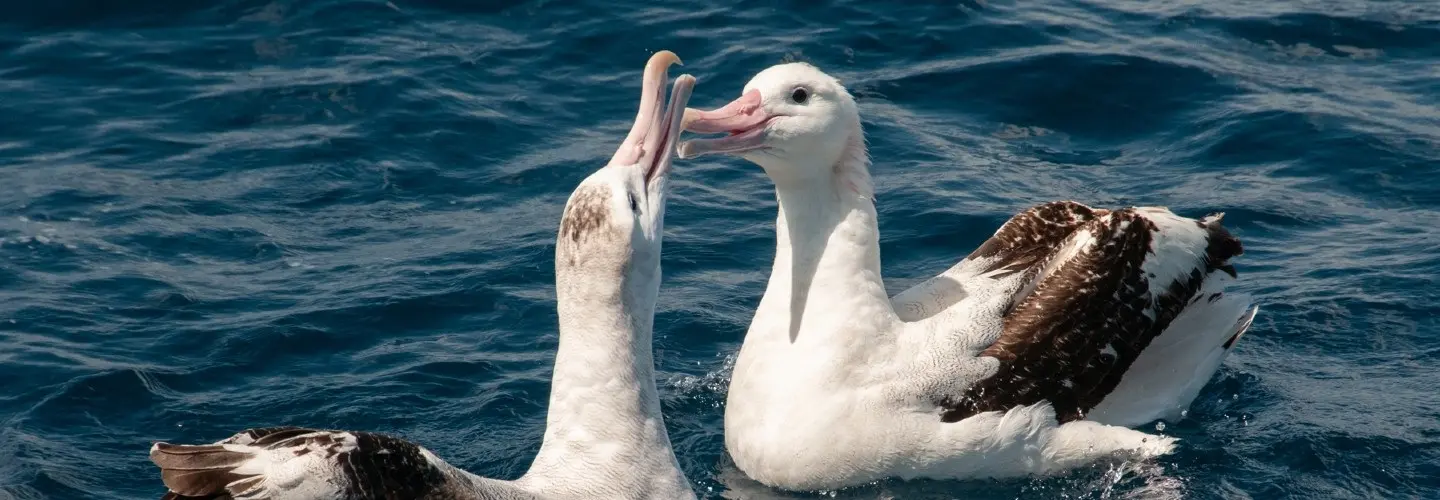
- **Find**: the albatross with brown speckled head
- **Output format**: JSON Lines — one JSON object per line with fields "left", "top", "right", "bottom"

{"left": 148, "top": 50, "right": 698, "bottom": 500}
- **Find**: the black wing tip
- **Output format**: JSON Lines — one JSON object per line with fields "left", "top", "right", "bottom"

{"left": 1196, "top": 211, "right": 1244, "bottom": 281}
{"left": 1203, "top": 213, "right": 1243, "bottom": 255}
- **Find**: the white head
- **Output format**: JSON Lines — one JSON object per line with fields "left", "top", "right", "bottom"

{"left": 556, "top": 51, "right": 694, "bottom": 314}
{"left": 676, "top": 62, "right": 863, "bottom": 189}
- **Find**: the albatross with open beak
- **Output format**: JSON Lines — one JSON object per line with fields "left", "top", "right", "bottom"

{"left": 147, "top": 51, "right": 700, "bottom": 500}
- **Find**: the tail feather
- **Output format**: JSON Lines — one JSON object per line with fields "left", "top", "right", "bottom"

{"left": 1087, "top": 289, "right": 1255, "bottom": 427}
{"left": 1223, "top": 305, "right": 1259, "bottom": 349}
{"left": 150, "top": 442, "right": 255, "bottom": 497}
{"left": 151, "top": 443, "right": 254, "bottom": 469}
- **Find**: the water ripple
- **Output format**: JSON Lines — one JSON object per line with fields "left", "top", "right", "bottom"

{"left": 2, "top": 1, "right": 1438, "bottom": 498}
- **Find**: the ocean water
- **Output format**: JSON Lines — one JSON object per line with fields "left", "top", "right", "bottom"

{"left": 1, "top": 0, "right": 1437, "bottom": 498}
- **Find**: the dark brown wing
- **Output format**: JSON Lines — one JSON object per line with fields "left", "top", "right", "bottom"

{"left": 151, "top": 427, "right": 475, "bottom": 500}
{"left": 965, "top": 201, "right": 1106, "bottom": 279}
{"left": 939, "top": 208, "right": 1243, "bottom": 423}
{"left": 889, "top": 201, "right": 1105, "bottom": 323}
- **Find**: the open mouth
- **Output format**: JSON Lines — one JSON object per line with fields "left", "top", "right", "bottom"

{"left": 610, "top": 50, "right": 695, "bottom": 190}
{"left": 647, "top": 75, "right": 695, "bottom": 187}
{"left": 676, "top": 89, "right": 774, "bottom": 159}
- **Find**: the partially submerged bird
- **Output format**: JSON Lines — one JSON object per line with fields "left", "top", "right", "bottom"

{"left": 678, "top": 62, "right": 1258, "bottom": 491}
{"left": 149, "top": 50, "right": 699, "bottom": 500}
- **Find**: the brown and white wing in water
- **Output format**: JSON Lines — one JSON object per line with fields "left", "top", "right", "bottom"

{"left": 151, "top": 426, "right": 530, "bottom": 500}
{"left": 935, "top": 205, "right": 1255, "bottom": 425}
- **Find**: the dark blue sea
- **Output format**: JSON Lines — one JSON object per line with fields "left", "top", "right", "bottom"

{"left": 2, "top": 1, "right": 1438, "bottom": 498}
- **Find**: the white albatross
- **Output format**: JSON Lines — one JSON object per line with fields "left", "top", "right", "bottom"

{"left": 148, "top": 51, "right": 699, "bottom": 500}
{"left": 676, "top": 62, "right": 1259, "bottom": 491}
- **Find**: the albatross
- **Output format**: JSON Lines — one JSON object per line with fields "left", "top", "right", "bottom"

{"left": 677, "top": 62, "right": 1258, "bottom": 491}
{"left": 148, "top": 50, "right": 698, "bottom": 500}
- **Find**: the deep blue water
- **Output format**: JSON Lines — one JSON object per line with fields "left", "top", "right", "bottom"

{"left": 2, "top": 1, "right": 1438, "bottom": 498}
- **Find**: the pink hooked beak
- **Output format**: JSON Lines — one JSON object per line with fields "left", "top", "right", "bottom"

{"left": 676, "top": 89, "right": 774, "bottom": 159}
{"left": 609, "top": 50, "right": 695, "bottom": 189}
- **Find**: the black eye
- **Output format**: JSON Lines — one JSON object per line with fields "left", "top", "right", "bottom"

{"left": 791, "top": 87, "right": 809, "bottom": 104}
{"left": 628, "top": 193, "right": 639, "bottom": 213}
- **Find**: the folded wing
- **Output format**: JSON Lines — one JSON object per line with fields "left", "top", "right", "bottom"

{"left": 150, "top": 426, "right": 501, "bottom": 500}
{"left": 914, "top": 203, "right": 1249, "bottom": 424}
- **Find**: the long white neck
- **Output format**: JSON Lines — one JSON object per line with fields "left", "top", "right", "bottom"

{"left": 751, "top": 132, "right": 894, "bottom": 352}
{"left": 521, "top": 265, "right": 690, "bottom": 496}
